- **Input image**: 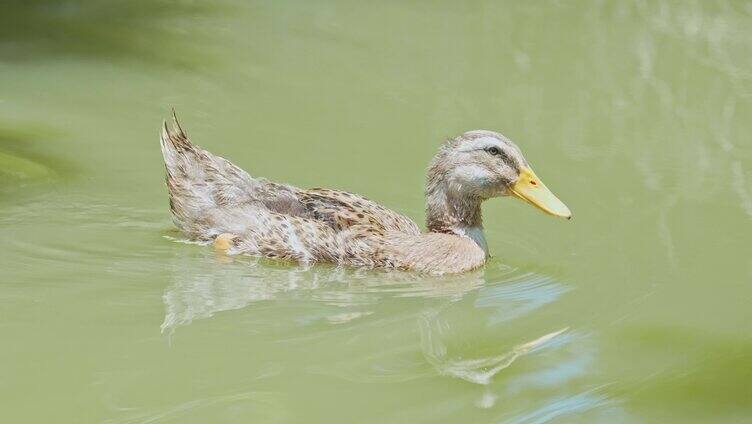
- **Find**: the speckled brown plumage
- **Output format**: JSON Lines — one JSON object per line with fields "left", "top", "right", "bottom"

{"left": 159, "top": 114, "right": 566, "bottom": 274}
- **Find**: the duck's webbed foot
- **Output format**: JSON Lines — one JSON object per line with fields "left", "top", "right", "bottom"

{"left": 213, "top": 233, "right": 239, "bottom": 251}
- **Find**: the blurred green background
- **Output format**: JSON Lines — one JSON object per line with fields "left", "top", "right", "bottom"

{"left": 1, "top": 1, "right": 750, "bottom": 423}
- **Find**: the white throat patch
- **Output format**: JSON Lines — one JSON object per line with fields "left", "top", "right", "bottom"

{"left": 458, "top": 225, "right": 488, "bottom": 256}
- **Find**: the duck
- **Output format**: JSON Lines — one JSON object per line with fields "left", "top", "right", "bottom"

{"left": 159, "top": 113, "right": 571, "bottom": 275}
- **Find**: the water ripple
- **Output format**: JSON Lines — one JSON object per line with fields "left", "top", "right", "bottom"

{"left": 500, "top": 387, "right": 613, "bottom": 424}
{"left": 474, "top": 272, "right": 570, "bottom": 325}
{"left": 103, "top": 391, "right": 289, "bottom": 424}
{"left": 420, "top": 320, "right": 570, "bottom": 386}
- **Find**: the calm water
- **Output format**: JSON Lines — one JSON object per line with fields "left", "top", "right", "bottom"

{"left": 1, "top": 1, "right": 751, "bottom": 422}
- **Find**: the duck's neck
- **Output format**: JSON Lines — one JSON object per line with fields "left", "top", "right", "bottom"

{"left": 425, "top": 181, "right": 488, "bottom": 255}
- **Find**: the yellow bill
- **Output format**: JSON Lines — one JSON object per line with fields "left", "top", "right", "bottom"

{"left": 509, "top": 167, "right": 572, "bottom": 219}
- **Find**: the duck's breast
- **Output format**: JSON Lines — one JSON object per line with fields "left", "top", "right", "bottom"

{"left": 379, "top": 232, "right": 487, "bottom": 275}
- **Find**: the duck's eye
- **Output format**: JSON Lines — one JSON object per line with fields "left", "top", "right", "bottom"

{"left": 486, "top": 147, "right": 501, "bottom": 156}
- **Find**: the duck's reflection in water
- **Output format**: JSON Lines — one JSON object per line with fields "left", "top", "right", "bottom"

{"left": 161, "top": 250, "right": 491, "bottom": 333}
{"left": 161, "top": 250, "right": 613, "bottom": 417}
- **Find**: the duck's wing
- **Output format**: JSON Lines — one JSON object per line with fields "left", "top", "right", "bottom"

{"left": 299, "top": 188, "right": 421, "bottom": 236}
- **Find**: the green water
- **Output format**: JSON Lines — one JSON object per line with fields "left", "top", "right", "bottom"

{"left": 1, "top": 1, "right": 751, "bottom": 422}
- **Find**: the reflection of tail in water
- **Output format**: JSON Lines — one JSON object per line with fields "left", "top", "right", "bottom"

{"left": 161, "top": 255, "right": 341, "bottom": 332}
{"left": 421, "top": 311, "right": 569, "bottom": 385}
{"left": 160, "top": 248, "right": 488, "bottom": 333}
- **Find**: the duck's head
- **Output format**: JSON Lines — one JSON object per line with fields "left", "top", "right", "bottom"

{"left": 426, "top": 130, "right": 571, "bottom": 234}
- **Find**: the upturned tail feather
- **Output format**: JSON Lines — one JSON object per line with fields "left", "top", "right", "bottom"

{"left": 158, "top": 112, "right": 366, "bottom": 264}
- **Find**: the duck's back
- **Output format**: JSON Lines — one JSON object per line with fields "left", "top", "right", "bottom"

{"left": 160, "top": 118, "right": 421, "bottom": 267}
{"left": 298, "top": 188, "right": 419, "bottom": 235}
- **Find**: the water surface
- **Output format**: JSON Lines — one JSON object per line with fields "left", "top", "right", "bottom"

{"left": 1, "top": 1, "right": 751, "bottom": 422}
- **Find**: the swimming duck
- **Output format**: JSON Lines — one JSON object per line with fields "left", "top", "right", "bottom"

{"left": 160, "top": 114, "right": 571, "bottom": 275}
